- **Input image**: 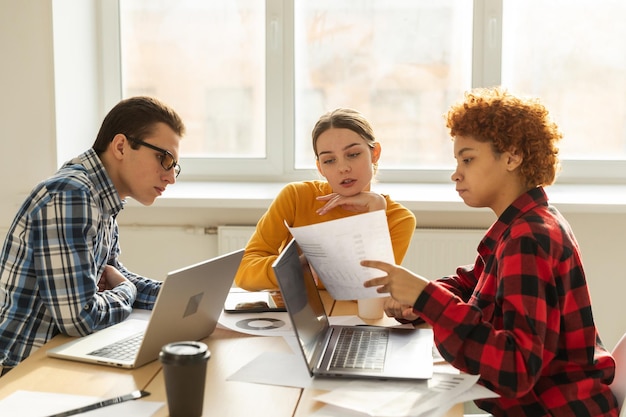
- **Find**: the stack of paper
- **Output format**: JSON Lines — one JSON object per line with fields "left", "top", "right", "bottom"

{"left": 312, "top": 372, "right": 498, "bottom": 417}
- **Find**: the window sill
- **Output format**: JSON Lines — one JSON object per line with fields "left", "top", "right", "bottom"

{"left": 128, "top": 181, "right": 626, "bottom": 214}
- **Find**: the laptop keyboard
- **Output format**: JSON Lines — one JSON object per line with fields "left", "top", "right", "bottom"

{"left": 88, "top": 332, "right": 144, "bottom": 361}
{"left": 329, "top": 328, "right": 388, "bottom": 371}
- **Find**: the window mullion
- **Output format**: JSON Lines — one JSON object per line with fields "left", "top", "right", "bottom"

{"left": 281, "top": 0, "right": 297, "bottom": 177}
{"left": 472, "top": 0, "right": 502, "bottom": 88}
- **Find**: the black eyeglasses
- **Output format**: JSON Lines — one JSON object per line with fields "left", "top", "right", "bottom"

{"left": 127, "top": 137, "right": 181, "bottom": 178}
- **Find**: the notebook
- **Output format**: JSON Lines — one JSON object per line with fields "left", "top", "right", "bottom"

{"left": 272, "top": 239, "right": 434, "bottom": 380}
{"left": 47, "top": 248, "right": 244, "bottom": 369}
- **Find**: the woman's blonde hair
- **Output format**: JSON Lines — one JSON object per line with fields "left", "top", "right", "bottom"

{"left": 311, "top": 108, "right": 376, "bottom": 158}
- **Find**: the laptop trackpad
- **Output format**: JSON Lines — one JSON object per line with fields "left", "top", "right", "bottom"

{"left": 49, "top": 319, "right": 148, "bottom": 356}
{"left": 384, "top": 328, "right": 434, "bottom": 379}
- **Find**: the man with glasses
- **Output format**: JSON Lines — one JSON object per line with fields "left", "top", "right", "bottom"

{"left": 0, "top": 96, "right": 185, "bottom": 375}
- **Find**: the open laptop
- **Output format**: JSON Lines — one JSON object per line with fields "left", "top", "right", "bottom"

{"left": 47, "top": 248, "right": 244, "bottom": 369}
{"left": 272, "top": 239, "right": 433, "bottom": 380}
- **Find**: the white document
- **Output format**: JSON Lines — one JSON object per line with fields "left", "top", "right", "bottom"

{"left": 313, "top": 373, "right": 487, "bottom": 417}
{"left": 0, "top": 390, "right": 164, "bottom": 417}
{"left": 286, "top": 210, "right": 394, "bottom": 300}
{"left": 418, "top": 383, "right": 499, "bottom": 417}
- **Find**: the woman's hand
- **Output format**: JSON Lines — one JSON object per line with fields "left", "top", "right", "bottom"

{"left": 383, "top": 297, "right": 421, "bottom": 322}
{"left": 316, "top": 191, "right": 386, "bottom": 215}
{"left": 361, "top": 260, "right": 429, "bottom": 307}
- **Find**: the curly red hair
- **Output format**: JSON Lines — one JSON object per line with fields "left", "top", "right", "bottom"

{"left": 445, "top": 87, "right": 562, "bottom": 189}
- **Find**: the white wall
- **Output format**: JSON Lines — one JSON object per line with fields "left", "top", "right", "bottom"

{"left": 1, "top": 2, "right": 625, "bottom": 352}
{"left": 0, "top": 0, "right": 58, "bottom": 221}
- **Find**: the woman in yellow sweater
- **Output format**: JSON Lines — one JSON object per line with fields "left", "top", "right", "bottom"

{"left": 234, "top": 108, "right": 416, "bottom": 292}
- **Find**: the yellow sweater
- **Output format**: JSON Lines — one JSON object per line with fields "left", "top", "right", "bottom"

{"left": 234, "top": 180, "right": 416, "bottom": 291}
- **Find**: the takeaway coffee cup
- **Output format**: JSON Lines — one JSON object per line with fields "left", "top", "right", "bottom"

{"left": 159, "top": 341, "right": 211, "bottom": 417}
{"left": 357, "top": 297, "right": 385, "bottom": 320}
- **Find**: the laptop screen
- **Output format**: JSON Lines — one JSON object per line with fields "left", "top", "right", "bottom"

{"left": 273, "top": 239, "right": 329, "bottom": 371}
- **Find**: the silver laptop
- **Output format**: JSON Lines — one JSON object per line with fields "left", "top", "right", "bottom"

{"left": 47, "top": 249, "right": 244, "bottom": 369}
{"left": 272, "top": 239, "right": 433, "bottom": 380}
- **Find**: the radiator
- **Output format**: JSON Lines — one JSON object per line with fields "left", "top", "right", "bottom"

{"left": 216, "top": 225, "right": 256, "bottom": 255}
{"left": 404, "top": 228, "right": 483, "bottom": 279}
{"left": 217, "top": 226, "right": 484, "bottom": 281}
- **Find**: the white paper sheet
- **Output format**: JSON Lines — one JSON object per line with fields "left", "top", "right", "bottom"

{"left": 286, "top": 210, "right": 394, "bottom": 300}
{"left": 227, "top": 350, "right": 314, "bottom": 388}
{"left": 314, "top": 373, "right": 492, "bottom": 417}
{"left": 418, "top": 384, "right": 499, "bottom": 417}
{"left": 0, "top": 390, "right": 164, "bottom": 417}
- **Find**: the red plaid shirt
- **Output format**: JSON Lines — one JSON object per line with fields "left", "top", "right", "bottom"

{"left": 414, "top": 187, "right": 618, "bottom": 417}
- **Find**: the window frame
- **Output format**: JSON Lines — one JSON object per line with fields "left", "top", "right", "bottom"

{"left": 99, "top": 0, "right": 626, "bottom": 185}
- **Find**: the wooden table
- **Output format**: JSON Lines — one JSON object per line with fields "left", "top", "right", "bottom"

{"left": 0, "top": 293, "right": 463, "bottom": 416}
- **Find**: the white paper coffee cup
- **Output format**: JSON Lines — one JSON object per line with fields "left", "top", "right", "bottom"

{"left": 357, "top": 297, "right": 385, "bottom": 320}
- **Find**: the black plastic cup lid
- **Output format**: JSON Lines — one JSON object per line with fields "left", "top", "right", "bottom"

{"left": 159, "top": 341, "right": 210, "bottom": 364}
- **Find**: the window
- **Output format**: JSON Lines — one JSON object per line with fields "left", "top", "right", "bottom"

{"left": 105, "top": 0, "right": 626, "bottom": 184}
{"left": 501, "top": 0, "right": 626, "bottom": 183}
{"left": 292, "top": 1, "right": 472, "bottom": 172}
{"left": 117, "top": 0, "right": 272, "bottom": 180}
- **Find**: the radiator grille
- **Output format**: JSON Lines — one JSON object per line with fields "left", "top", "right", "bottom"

{"left": 404, "top": 228, "right": 483, "bottom": 280}
{"left": 216, "top": 225, "right": 255, "bottom": 255}
{"left": 217, "top": 226, "right": 484, "bottom": 280}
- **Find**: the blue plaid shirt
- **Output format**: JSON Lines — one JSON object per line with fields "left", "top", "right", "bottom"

{"left": 0, "top": 149, "right": 161, "bottom": 368}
